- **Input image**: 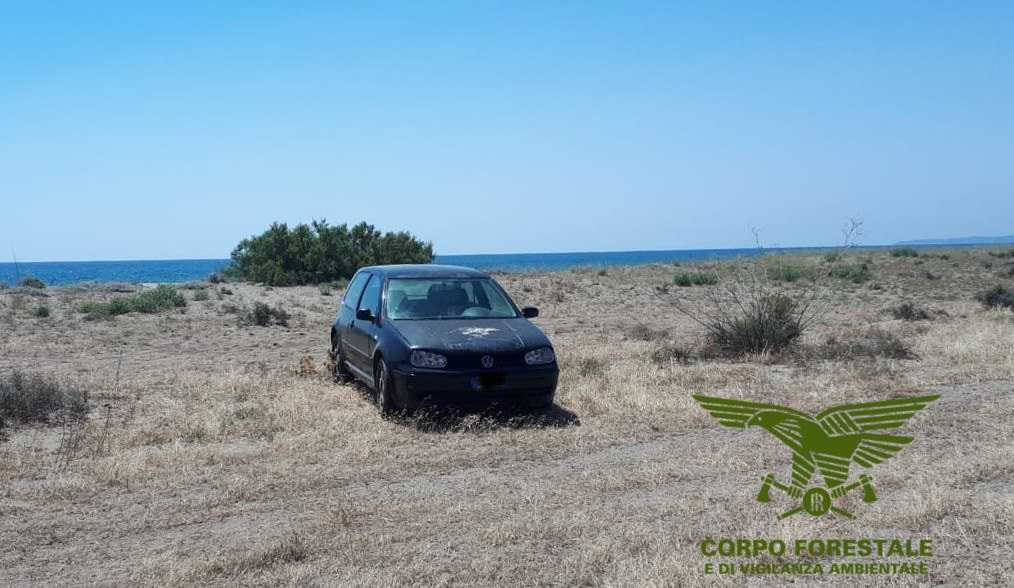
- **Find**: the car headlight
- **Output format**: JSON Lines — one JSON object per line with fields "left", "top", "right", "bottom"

{"left": 410, "top": 350, "right": 448, "bottom": 368}
{"left": 524, "top": 347, "right": 556, "bottom": 365}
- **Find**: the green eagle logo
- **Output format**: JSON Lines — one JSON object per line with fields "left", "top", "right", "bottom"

{"left": 693, "top": 394, "right": 939, "bottom": 519}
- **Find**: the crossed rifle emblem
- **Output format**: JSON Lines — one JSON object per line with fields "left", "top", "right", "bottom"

{"left": 757, "top": 472, "right": 877, "bottom": 519}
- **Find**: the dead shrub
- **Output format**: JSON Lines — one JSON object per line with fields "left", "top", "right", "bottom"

{"left": 198, "top": 532, "right": 308, "bottom": 579}
{"left": 17, "top": 275, "right": 45, "bottom": 289}
{"left": 292, "top": 355, "right": 321, "bottom": 378}
{"left": 810, "top": 328, "right": 917, "bottom": 361}
{"left": 258, "top": 532, "right": 308, "bottom": 567}
{"left": 705, "top": 293, "right": 807, "bottom": 355}
{"left": 975, "top": 284, "right": 1014, "bottom": 310}
{"left": 651, "top": 343, "right": 693, "bottom": 365}
{"left": 0, "top": 371, "right": 89, "bottom": 437}
{"left": 10, "top": 295, "right": 27, "bottom": 313}
{"left": 577, "top": 357, "right": 605, "bottom": 377}
{"left": 626, "top": 323, "right": 666, "bottom": 341}
{"left": 241, "top": 302, "right": 290, "bottom": 327}
{"left": 889, "top": 301, "right": 932, "bottom": 321}
{"left": 673, "top": 223, "right": 865, "bottom": 358}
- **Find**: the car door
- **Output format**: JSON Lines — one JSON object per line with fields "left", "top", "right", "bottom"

{"left": 345, "top": 273, "right": 383, "bottom": 376}
{"left": 338, "top": 271, "right": 371, "bottom": 370}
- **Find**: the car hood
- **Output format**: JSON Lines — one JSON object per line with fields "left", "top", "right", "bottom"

{"left": 390, "top": 318, "right": 552, "bottom": 353}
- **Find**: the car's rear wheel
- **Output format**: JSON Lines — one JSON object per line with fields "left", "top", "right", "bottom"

{"left": 330, "top": 339, "right": 352, "bottom": 383}
{"left": 374, "top": 358, "right": 395, "bottom": 417}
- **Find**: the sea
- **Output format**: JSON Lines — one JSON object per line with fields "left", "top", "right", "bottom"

{"left": 0, "top": 244, "right": 967, "bottom": 286}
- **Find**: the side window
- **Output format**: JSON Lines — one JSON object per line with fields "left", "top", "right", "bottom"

{"left": 342, "top": 272, "right": 370, "bottom": 309}
{"left": 358, "top": 275, "right": 382, "bottom": 317}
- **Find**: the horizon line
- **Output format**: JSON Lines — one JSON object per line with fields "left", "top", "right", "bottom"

{"left": 1, "top": 241, "right": 985, "bottom": 265}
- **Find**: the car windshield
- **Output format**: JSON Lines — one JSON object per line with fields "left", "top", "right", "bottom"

{"left": 386, "top": 278, "right": 519, "bottom": 320}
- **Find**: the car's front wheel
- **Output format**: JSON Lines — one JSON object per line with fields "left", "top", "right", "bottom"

{"left": 374, "top": 357, "right": 395, "bottom": 417}
{"left": 330, "top": 339, "right": 352, "bottom": 383}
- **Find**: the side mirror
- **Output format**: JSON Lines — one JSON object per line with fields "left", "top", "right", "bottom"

{"left": 356, "top": 308, "right": 375, "bottom": 322}
{"left": 521, "top": 306, "right": 539, "bottom": 318}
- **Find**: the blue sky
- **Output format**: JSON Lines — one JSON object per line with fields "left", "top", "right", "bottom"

{"left": 2, "top": 2, "right": 1012, "bottom": 261}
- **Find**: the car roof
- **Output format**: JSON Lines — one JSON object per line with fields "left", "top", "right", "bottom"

{"left": 358, "top": 264, "right": 489, "bottom": 279}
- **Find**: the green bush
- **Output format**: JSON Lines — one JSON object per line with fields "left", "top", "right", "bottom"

{"left": 17, "top": 276, "right": 45, "bottom": 289}
{"left": 79, "top": 299, "right": 122, "bottom": 317}
{"left": 987, "top": 249, "right": 1014, "bottom": 259}
{"left": 822, "top": 251, "right": 842, "bottom": 263}
{"left": 673, "top": 273, "right": 692, "bottom": 287}
{"left": 129, "top": 285, "right": 186, "bottom": 313}
{"left": 829, "top": 263, "right": 872, "bottom": 283}
{"left": 79, "top": 285, "right": 186, "bottom": 317}
{"left": 673, "top": 271, "right": 719, "bottom": 287}
{"left": 766, "top": 263, "right": 814, "bottom": 282}
{"left": 192, "top": 288, "right": 210, "bottom": 302}
{"left": 227, "top": 219, "right": 433, "bottom": 286}
{"left": 31, "top": 305, "right": 50, "bottom": 318}
{"left": 975, "top": 285, "right": 1014, "bottom": 310}
{"left": 890, "top": 247, "right": 920, "bottom": 258}
{"left": 80, "top": 298, "right": 126, "bottom": 317}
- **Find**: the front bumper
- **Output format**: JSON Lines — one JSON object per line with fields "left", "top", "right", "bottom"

{"left": 390, "top": 363, "right": 558, "bottom": 409}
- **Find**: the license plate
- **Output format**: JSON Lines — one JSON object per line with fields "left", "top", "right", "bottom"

{"left": 472, "top": 373, "right": 506, "bottom": 389}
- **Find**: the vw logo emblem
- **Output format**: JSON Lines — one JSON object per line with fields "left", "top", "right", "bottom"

{"left": 481, "top": 355, "right": 494, "bottom": 368}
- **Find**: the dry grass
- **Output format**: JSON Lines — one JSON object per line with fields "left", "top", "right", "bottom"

{"left": 1, "top": 248, "right": 1013, "bottom": 586}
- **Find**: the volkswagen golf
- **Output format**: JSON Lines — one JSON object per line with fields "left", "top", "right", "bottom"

{"left": 329, "top": 265, "right": 559, "bottom": 415}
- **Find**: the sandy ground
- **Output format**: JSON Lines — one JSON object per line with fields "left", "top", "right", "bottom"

{"left": 1, "top": 248, "right": 1013, "bottom": 586}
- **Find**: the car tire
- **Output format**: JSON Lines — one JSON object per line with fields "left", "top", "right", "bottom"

{"left": 374, "top": 357, "right": 396, "bottom": 417}
{"left": 330, "top": 340, "right": 352, "bottom": 383}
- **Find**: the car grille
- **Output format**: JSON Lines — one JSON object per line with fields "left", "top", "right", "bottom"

{"left": 444, "top": 351, "right": 526, "bottom": 370}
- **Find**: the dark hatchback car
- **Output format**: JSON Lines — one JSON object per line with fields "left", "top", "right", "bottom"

{"left": 329, "top": 265, "right": 559, "bottom": 415}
